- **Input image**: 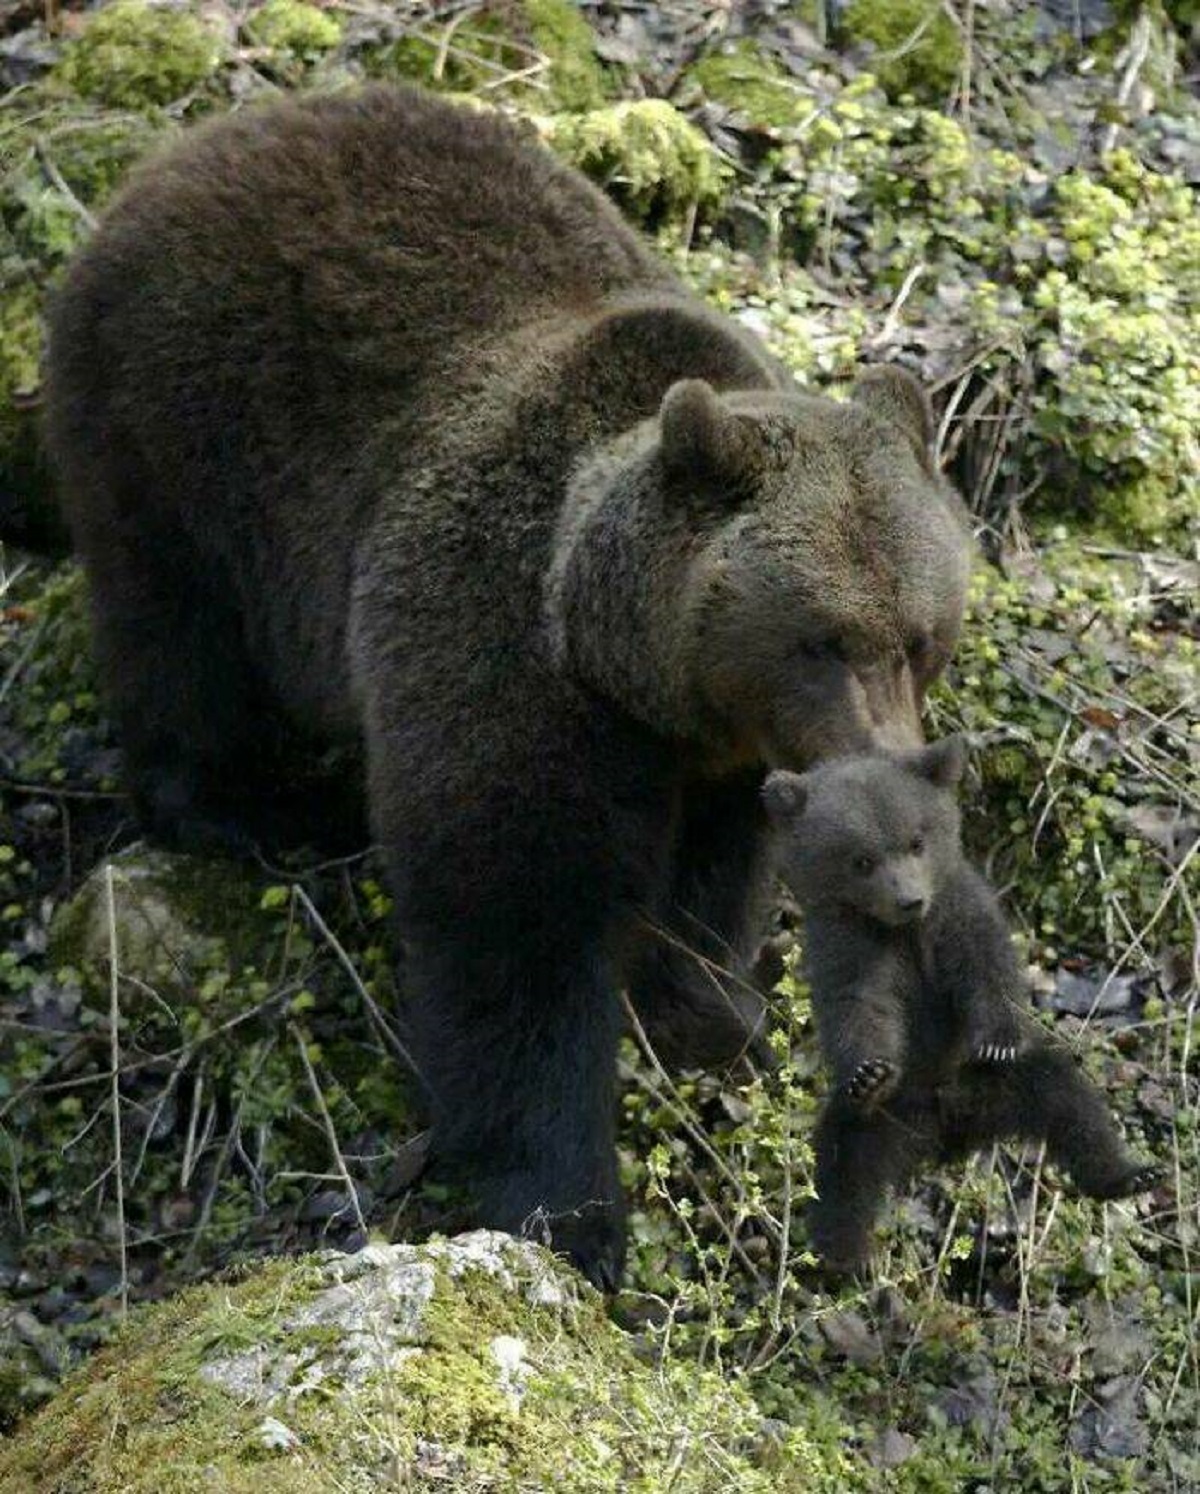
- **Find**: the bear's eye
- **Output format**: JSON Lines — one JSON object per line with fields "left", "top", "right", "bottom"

{"left": 909, "top": 833, "right": 925, "bottom": 854}
{"left": 852, "top": 853, "right": 876, "bottom": 875}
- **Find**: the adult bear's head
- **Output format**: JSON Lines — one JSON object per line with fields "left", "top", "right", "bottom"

{"left": 547, "top": 365, "right": 972, "bottom": 772}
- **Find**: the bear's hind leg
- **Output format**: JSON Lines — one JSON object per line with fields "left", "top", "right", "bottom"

{"left": 71, "top": 481, "right": 282, "bottom": 852}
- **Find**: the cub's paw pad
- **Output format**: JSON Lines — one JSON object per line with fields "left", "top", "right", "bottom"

{"left": 843, "top": 1059, "right": 898, "bottom": 1106}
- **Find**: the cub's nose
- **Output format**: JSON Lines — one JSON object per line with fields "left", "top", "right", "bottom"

{"left": 897, "top": 896, "right": 927, "bottom": 921}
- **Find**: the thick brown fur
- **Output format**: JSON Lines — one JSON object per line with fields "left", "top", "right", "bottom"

{"left": 764, "top": 741, "right": 1161, "bottom": 1271}
{"left": 45, "top": 85, "right": 971, "bottom": 1286}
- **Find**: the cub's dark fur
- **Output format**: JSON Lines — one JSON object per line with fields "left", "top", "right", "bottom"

{"left": 764, "top": 739, "right": 1159, "bottom": 1270}
{"left": 44, "top": 86, "right": 972, "bottom": 1286}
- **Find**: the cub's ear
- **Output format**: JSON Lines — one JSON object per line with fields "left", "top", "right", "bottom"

{"left": 911, "top": 734, "right": 968, "bottom": 789}
{"left": 762, "top": 769, "right": 809, "bottom": 821}
{"left": 851, "top": 365, "right": 936, "bottom": 472}
{"left": 659, "top": 379, "right": 761, "bottom": 503}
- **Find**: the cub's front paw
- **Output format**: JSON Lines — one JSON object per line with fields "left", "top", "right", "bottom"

{"left": 842, "top": 1058, "right": 899, "bottom": 1110}
{"left": 970, "top": 1009, "right": 1025, "bottom": 1066}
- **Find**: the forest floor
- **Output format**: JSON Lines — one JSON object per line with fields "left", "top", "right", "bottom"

{"left": 0, "top": 1, "right": 1197, "bottom": 1488}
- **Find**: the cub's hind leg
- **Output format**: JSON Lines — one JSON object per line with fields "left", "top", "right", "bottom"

{"left": 944, "top": 1044, "right": 1161, "bottom": 1200}
{"left": 810, "top": 1094, "right": 937, "bottom": 1271}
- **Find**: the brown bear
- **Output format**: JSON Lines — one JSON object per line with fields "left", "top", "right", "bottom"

{"left": 763, "top": 739, "right": 1161, "bottom": 1270}
{"left": 41, "top": 85, "right": 971, "bottom": 1286}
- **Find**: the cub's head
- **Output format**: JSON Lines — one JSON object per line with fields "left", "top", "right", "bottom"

{"left": 762, "top": 737, "right": 967, "bottom": 926}
{"left": 551, "top": 361, "right": 972, "bottom": 772}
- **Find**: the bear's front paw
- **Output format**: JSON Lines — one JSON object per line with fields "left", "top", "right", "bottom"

{"left": 842, "top": 1058, "right": 899, "bottom": 1109}
{"left": 544, "top": 1200, "right": 627, "bottom": 1294}
{"left": 1089, "top": 1159, "right": 1166, "bottom": 1202}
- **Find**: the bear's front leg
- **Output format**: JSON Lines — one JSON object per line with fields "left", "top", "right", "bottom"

{"left": 400, "top": 912, "right": 635, "bottom": 1290}
{"left": 374, "top": 703, "right": 675, "bottom": 1293}
{"left": 627, "top": 771, "right": 775, "bottom": 1072}
{"left": 965, "top": 1001, "right": 1026, "bottom": 1066}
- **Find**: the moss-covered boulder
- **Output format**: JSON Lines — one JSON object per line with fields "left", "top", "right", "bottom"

{"left": 49, "top": 846, "right": 268, "bottom": 1005}
{"left": 841, "top": 0, "right": 963, "bottom": 102}
{"left": 54, "top": 0, "right": 224, "bottom": 110}
{"left": 687, "top": 40, "right": 810, "bottom": 130}
{"left": 246, "top": 0, "right": 342, "bottom": 62}
{"left": 372, "top": 0, "right": 608, "bottom": 112}
{"left": 0, "top": 1231, "right": 843, "bottom": 1491}
{"left": 546, "top": 100, "right": 727, "bottom": 220}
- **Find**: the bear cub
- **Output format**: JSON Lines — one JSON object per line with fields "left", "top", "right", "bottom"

{"left": 763, "top": 736, "right": 1160, "bottom": 1270}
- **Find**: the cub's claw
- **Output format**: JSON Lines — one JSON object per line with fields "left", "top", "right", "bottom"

{"left": 843, "top": 1058, "right": 898, "bottom": 1108}
{"left": 975, "top": 1042, "right": 1018, "bottom": 1064}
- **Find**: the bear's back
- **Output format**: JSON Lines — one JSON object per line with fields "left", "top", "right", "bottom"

{"left": 50, "top": 87, "right": 667, "bottom": 453}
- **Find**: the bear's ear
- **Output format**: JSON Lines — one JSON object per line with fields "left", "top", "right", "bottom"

{"left": 659, "top": 379, "right": 760, "bottom": 503}
{"left": 762, "top": 769, "right": 809, "bottom": 821}
{"left": 910, "top": 734, "right": 967, "bottom": 790}
{"left": 851, "top": 366, "right": 936, "bottom": 472}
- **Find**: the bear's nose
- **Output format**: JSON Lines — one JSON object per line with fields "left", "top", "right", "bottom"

{"left": 897, "top": 895, "right": 926, "bottom": 918}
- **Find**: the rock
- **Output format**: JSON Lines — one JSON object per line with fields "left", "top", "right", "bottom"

{"left": 49, "top": 844, "right": 265, "bottom": 1003}
{"left": 1041, "top": 968, "right": 1139, "bottom": 1018}
{"left": 0, "top": 1231, "right": 828, "bottom": 1491}
{"left": 818, "top": 1308, "right": 882, "bottom": 1366}
{"left": 870, "top": 1427, "right": 917, "bottom": 1468}
{"left": 1070, "top": 1375, "right": 1149, "bottom": 1461}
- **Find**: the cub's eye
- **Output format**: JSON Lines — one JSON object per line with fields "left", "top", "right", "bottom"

{"left": 852, "top": 853, "right": 876, "bottom": 875}
{"left": 909, "top": 834, "right": 925, "bottom": 854}
{"left": 799, "top": 638, "right": 845, "bottom": 662}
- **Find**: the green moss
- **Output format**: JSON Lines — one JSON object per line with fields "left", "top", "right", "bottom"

{"left": 0, "top": 1239, "right": 848, "bottom": 1490}
{"left": 930, "top": 550, "right": 1195, "bottom": 960}
{"left": 372, "top": 0, "right": 607, "bottom": 111}
{"left": 48, "top": 848, "right": 272, "bottom": 1009}
{"left": 0, "top": 284, "right": 42, "bottom": 457}
{"left": 688, "top": 41, "right": 808, "bottom": 129}
{"left": 55, "top": 0, "right": 223, "bottom": 109}
{"left": 547, "top": 100, "right": 727, "bottom": 220}
{"left": 1020, "top": 153, "right": 1200, "bottom": 541}
{"left": 524, "top": 0, "right": 609, "bottom": 110}
{"left": 841, "top": 0, "right": 963, "bottom": 102}
{"left": 247, "top": 0, "right": 341, "bottom": 59}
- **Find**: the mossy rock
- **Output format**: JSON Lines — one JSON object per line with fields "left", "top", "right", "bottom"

{"left": 546, "top": 100, "right": 728, "bottom": 220}
{"left": 54, "top": 0, "right": 224, "bottom": 110}
{"left": 0, "top": 1231, "right": 843, "bottom": 1491}
{"left": 0, "top": 89, "right": 170, "bottom": 528}
{"left": 841, "top": 0, "right": 962, "bottom": 102}
{"left": 246, "top": 0, "right": 342, "bottom": 61}
{"left": 372, "top": 0, "right": 608, "bottom": 112}
{"left": 687, "top": 40, "right": 809, "bottom": 130}
{"left": 49, "top": 846, "right": 269, "bottom": 1008}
